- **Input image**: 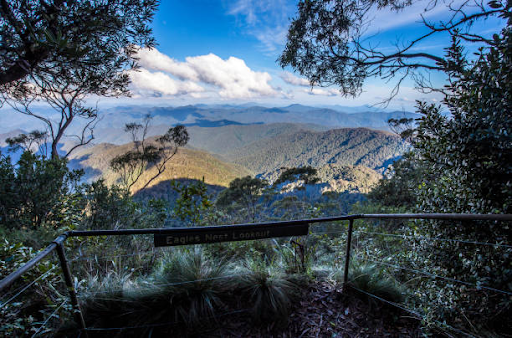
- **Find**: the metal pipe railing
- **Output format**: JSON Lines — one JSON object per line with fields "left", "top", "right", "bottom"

{"left": 1, "top": 213, "right": 511, "bottom": 335}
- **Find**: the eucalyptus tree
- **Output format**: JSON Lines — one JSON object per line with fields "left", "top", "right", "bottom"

{"left": 0, "top": 0, "right": 158, "bottom": 158}
{"left": 280, "top": 0, "right": 510, "bottom": 99}
{"left": 110, "top": 115, "right": 190, "bottom": 193}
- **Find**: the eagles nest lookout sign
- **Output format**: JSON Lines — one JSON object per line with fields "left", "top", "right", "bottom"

{"left": 153, "top": 221, "right": 310, "bottom": 247}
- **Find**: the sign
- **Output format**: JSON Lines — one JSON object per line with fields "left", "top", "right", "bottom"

{"left": 154, "top": 223, "right": 309, "bottom": 247}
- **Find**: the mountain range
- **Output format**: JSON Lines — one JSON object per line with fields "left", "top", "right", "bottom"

{"left": 1, "top": 103, "right": 411, "bottom": 196}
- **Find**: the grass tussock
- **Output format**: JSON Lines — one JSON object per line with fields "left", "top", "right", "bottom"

{"left": 235, "top": 258, "right": 300, "bottom": 326}
{"left": 330, "top": 262, "right": 405, "bottom": 304}
{"left": 80, "top": 248, "right": 233, "bottom": 335}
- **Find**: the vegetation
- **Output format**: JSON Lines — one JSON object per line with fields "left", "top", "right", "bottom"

{"left": 279, "top": 0, "right": 508, "bottom": 100}
{"left": 274, "top": 166, "right": 319, "bottom": 186}
{"left": 110, "top": 115, "right": 190, "bottom": 192}
{"left": 0, "top": 0, "right": 158, "bottom": 158}
{"left": 277, "top": 0, "right": 512, "bottom": 334}
{"left": 0, "top": 151, "right": 84, "bottom": 229}
{"left": 1, "top": 0, "right": 510, "bottom": 336}
{"left": 227, "top": 128, "right": 406, "bottom": 175}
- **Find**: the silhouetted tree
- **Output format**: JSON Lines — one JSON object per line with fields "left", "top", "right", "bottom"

{"left": 110, "top": 115, "right": 190, "bottom": 193}
{"left": 280, "top": 0, "right": 509, "bottom": 101}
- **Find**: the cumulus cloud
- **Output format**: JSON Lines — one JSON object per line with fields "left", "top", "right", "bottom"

{"left": 303, "top": 88, "right": 339, "bottom": 96}
{"left": 132, "top": 48, "right": 277, "bottom": 99}
{"left": 185, "top": 54, "right": 276, "bottom": 98}
{"left": 129, "top": 68, "right": 204, "bottom": 97}
{"left": 280, "top": 71, "right": 310, "bottom": 87}
{"left": 136, "top": 48, "right": 198, "bottom": 81}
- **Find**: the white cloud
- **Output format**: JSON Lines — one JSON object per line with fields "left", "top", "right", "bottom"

{"left": 129, "top": 68, "right": 204, "bottom": 97}
{"left": 136, "top": 48, "right": 199, "bottom": 81}
{"left": 185, "top": 54, "right": 276, "bottom": 98}
{"left": 280, "top": 71, "right": 310, "bottom": 87}
{"left": 303, "top": 88, "right": 339, "bottom": 96}
{"left": 131, "top": 48, "right": 277, "bottom": 99}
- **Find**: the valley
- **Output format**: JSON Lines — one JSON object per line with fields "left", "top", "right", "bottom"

{"left": 1, "top": 103, "right": 410, "bottom": 198}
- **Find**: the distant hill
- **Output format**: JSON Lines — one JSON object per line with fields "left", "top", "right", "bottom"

{"left": 0, "top": 104, "right": 418, "bottom": 152}
{"left": 68, "top": 141, "right": 252, "bottom": 192}
{"left": 76, "top": 104, "right": 418, "bottom": 146}
{"left": 223, "top": 128, "right": 406, "bottom": 175}
{"left": 186, "top": 123, "right": 328, "bottom": 156}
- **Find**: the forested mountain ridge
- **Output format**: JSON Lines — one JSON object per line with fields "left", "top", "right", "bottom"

{"left": 264, "top": 164, "right": 381, "bottom": 198}
{"left": 186, "top": 123, "right": 328, "bottom": 156}
{"left": 225, "top": 128, "right": 406, "bottom": 175}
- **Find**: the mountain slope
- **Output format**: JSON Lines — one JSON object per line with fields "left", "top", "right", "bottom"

{"left": 186, "top": 123, "right": 328, "bottom": 156}
{"left": 225, "top": 128, "right": 406, "bottom": 174}
{"left": 68, "top": 142, "right": 252, "bottom": 191}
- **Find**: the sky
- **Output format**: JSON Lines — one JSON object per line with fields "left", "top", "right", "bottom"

{"left": 4, "top": 0, "right": 506, "bottom": 113}
{"left": 110, "top": 0, "right": 503, "bottom": 111}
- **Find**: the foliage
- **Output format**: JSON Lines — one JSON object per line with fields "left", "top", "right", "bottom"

{"left": 0, "top": 239, "right": 65, "bottom": 337}
{"left": 363, "top": 22, "right": 512, "bottom": 334}
{"left": 154, "top": 248, "right": 230, "bottom": 325}
{"left": 408, "top": 28, "right": 512, "bottom": 332}
{"left": 230, "top": 128, "right": 406, "bottom": 174}
{"left": 333, "top": 262, "right": 405, "bottom": 304}
{"left": 0, "top": 0, "right": 158, "bottom": 158}
{"left": 0, "top": 151, "right": 84, "bottom": 229}
{"left": 0, "top": 0, "right": 157, "bottom": 87}
{"left": 171, "top": 179, "right": 213, "bottom": 226}
{"left": 5, "top": 130, "right": 49, "bottom": 157}
{"left": 368, "top": 152, "right": 424, "bottom": 209}
{"left": 236, "top": 258, "right": 300, "bottom": 325}
{"left": 81, "top": 248, "right": 231, "bottom": 333}
{"left": 81, "top": 179, "right": 136, "bottom": 230}
{"left": 110, "top": 115, "right": 189, "bottom": 192}
{"left": 216, "top": 175, "right": 269, "bottom": 221}
{"left": 280, "top": 0, "right": 508, "bottom": 99}
{"left": 274, "top": 166, "right": 319, "bottom": 186}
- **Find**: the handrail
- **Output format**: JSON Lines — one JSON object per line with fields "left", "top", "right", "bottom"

{"left": 1, "top": 213, "right": 511, "bottom": 291}
{"left": 1, "top": 212, "right": 511, "bottom": 336}
{"left": 0, "top": 235, "right": 67, "bottom": 291}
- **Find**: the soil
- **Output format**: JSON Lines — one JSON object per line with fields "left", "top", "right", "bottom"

{"left": 188, "top": 282, "right": 423, "bottom": 338}
{"left": 69, "top": 281, "right": 424, "bottom": 337}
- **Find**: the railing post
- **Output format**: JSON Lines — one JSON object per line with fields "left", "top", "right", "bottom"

{"left": 343, "top": 219, "right": 354, "bottom": 285}
{"left": 55, "top": 240, "right": 88, "bottom": 336}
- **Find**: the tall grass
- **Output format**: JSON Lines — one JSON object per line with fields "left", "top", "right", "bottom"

{"left": 80, "top": 248, "right": 233, "bottom": 335}
{"left": 235, "top": 258, "right": 300, "bottom": 325}
{"left": 330, "top": 262, "right": 405, "bottom": 304}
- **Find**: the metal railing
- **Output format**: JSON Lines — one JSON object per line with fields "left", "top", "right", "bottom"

{"left": 1, "top": 213, "right": 511, "bottom": 336}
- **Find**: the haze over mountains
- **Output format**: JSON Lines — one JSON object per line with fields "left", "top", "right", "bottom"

{"left": 0, "top": 104, "right": 413, "bottom": 195}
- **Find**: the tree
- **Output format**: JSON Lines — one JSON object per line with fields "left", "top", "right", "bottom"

{"left": 407, "top": 30, "right": 511, "bottom": 331}
{"left": 274, "top": 166, "right": 320, "bottom": 187}
{"left": 216, "top": 176, "right": 269, "bottom": 221}
{"left": 0, "top": 0, "right": 157, "bottom": 88}
{"left": 171, "top": 179, "right": 212, "bottom": 227}
{"left": 6, "top": 130, "right": 49, "bottom": 157}
{"left": 0, "top": 0, "right": 158, "bottom": 158}
{"left": 0, "top": 151, "right": 84, "bottom": 229}
{"left": 110, "top": 115, "right": 190, "bottom": 193}
{"left": 281, "top": 0, "right": 512, "bottom": 332}
{"left": 279, "top": 0, "right": 510, "bottom": 100}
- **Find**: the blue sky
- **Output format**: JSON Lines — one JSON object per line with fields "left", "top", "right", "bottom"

{"left": 75, "top": 1, "right": 512, "bottom": 110}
